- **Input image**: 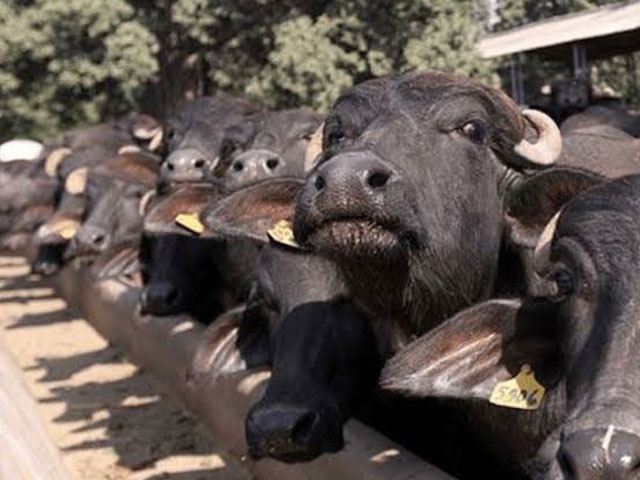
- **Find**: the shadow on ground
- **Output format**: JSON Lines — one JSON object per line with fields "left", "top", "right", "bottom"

{"left": 1, "top": 257, "right": 245, "bottom": 480}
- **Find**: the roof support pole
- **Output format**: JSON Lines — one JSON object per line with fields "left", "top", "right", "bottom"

{"left": 509, "top": 55, "right": 525, "bottom": 105}
{"left": 509, "top": 57, "right": 526, "bottom": 105}
{"left": 572, "top": 43, "right": 587, "bottom": 79}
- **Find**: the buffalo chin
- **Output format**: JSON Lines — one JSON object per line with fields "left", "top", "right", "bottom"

{"left": 306, "top": 219, "right": 406, "bottom": 263}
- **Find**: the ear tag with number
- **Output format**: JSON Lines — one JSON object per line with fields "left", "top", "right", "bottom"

{"left": 267, "top": 219, "right": 301, "bottom": 249}
{"left": 489, "top": 364, "right": 545, "bottom": 410}
{"left": 175, "top": 213, "right": 204, "bottom": 235}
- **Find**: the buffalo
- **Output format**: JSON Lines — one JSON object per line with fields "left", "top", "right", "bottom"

{"left": 220, "top": 108, "right": 323, "bottom": 190}
{"left": 67, "top": 151, "right": 159, "bottom": 264}
{"left": 139, "top": 184, "right": 258, "bottom": 321}
{"left": 195, "top": 70, "right": 572, "bottom": 463}
{"left": 160, "top": 94, "right": 261, "bottom": 185}
{"left": 0, "top": 159, "right": 58, "bottom": 252}
{"left": 561, "top": 105, "right": 640, "bottom": 138}
{"left": 138, "top": 108, "right": 322, "bottom": 319}
{"left": 31, "top": 113, "right": 162, "bottom": 275}
{"left": 382, "top": 172, "right": 640, "bottom": 479}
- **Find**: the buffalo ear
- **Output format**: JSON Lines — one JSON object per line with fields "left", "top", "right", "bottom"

{"left": 505, "top": 167, "right": 604, "bottom": 249}
{"left": 187, "top": 304, "right": 270, "bottom": 386}
{"left": 200, "top": 177, "right": 303, "bottom": 244}
{"left": 380, "top": 299, "right": 558, "bottom": 400}
{"left": 143, "top": 185, "right": 218, "bottom": 236}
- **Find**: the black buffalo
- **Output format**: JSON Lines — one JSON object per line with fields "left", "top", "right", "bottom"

{"left": 139, "top": 185, "right": 258, "bottom": 321}
{"left": 67, "top": 152, "right": 159, "bottom": 264}
{"left": 160, "top": 94, "right": 261, "bottom": 185}
{"left": 559, "top": 125, "right": 640, "bottom": 178}
{"left": 220, "top": 108, "right": 322, "bottom": 190}
{"left": 561, "top": 105, "right": 640, "bottom": 138}
{"left": 382, "top": 172, "right": 640, "bottom": 479}
{"left": 0, "top": 159, "right": 58, "bottom": 252}
{"left": 31, "top": 114, "right": 162, "bottom": 275}
{"left": 198, "top": 71, "right": 569, "bottom": 462}
{"left": 139, "top": 108, "right": 321, "bottom": 319}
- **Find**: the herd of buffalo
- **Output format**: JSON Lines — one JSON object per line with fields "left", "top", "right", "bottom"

{"left": 3, "top": 71, "right": 640, "bottom": 479}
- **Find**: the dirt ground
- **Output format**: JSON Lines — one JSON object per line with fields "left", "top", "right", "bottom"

{"left": 0, "top": 256, "right": 251, "bottom": 480}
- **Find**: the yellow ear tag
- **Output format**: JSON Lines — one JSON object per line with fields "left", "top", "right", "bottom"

{"left": 37, "top": 218, "right": 80, "bottom": 240}
{"left": 59, "top": 225, "right": 78, "bottom": 240}
{"left": 175, "top": 213, "right": 204, "bottom": 235}
{"left": 489, "top": 364, "right": 545, "bottom": 410}
{"left": 267, "top": 219, "right": 300, "bottom": 249}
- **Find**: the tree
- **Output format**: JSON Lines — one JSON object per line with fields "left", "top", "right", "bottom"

{"left": 0, "top": 0, "right": 159, "bottom": 140}
{"left": 0, "top": 0, "right": 501, "bottom": 139}
{"left": 242, "top": 0, "right": 492, "bottom": 110}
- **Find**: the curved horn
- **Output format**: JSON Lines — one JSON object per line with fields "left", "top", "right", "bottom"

{"left": 118, "top": 144, "right": 142, "bottom": 155}
{"left": 138, "top": 189, "right": 156, "bottom": 217}
{"left": 133, "top": 115, "right": 162, "bottom": 140}
{"left": 304, "top": 122, "right": 324, "bottom": 173}
{"left": 514, "top": 110, "right": 562, "bottom": 167}
{"left": 148, "top": 129, "right": 164, "bottom": 152}
{"left": 45, "top": 147, "right": 72, "bottom": 177}
{"left": 532, "top": 210, "right": 562, "bottom": 275}
{"left": 64, "top": 167, "right": 88, "bottom": 195}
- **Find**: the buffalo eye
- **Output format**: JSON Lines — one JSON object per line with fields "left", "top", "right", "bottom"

{"left": 553, "top": 269, "right": 574, "bottom": 296}
{"left": 165, "top": 125, "right": 175, "bottom": 141}
{"left": 458, "top": 121, "right": 487, "bottom": 143}
{"left": 326, "top": 129, "right": 345, "bottom": 148}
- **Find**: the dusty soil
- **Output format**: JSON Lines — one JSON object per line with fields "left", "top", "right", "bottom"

{"left": 0, "top": 256, "right": 251, "bottom": 480}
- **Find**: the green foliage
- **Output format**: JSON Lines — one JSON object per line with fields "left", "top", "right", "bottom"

{"left": 0, "top": 0, "right": 496, "bottom": 138}
{"left": 0, "top": 0, "right": 159, "bottom": 140}
{"left": 243, "top": 0, "right": 492, "bottom": 110}
{"left": 12, "top": 0, "right": 639, "bottom": 142}
{"left": 494, "top": 0, "right": 610, "bottom": 30}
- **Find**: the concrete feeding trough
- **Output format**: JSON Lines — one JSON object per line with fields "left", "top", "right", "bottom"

{"left": 0, "top": 335, "right": 70, "bottom": 480}
{"left": 55, "top": 265, "right": 454, "bottom": 480}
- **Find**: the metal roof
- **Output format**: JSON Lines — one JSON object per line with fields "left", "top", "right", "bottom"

{"left": 478, "top": 1, "right": 640, "bottom": 59}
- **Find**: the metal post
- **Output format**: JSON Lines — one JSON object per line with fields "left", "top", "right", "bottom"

{"left": 517, "top": 61, "right": 526, "bottom": 105}
{"left": 510, "top": 58, "right": 518, "bottom": 101}
{"left": 509, "top": 57, "right": 525, "bottom": 105}
{"left": 572, "top": 43, "right": 587, "bottom": 79}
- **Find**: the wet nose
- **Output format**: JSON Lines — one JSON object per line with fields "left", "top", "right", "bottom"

{"left": 246, "top": 403, "right": 330, "bottom": 462}
{"left": 139, "top": 282, "right": 183, "bottom": 316}
{"left": 559, "top": 428, "right": 640, "bottom": 479}
{"left": 31, "top": 244, "right": 64, "bottom": 277}
{"left": 230, "top": 150, "right": 283, "bottom": 175}
{"left": 225, "top": 149, "right": 285, "bottom": 190}
{"left": 31, "top": 259, "right": 60, "bottom": 277}
{"left": 163, "top": 148, "right": 210, "bottom": 182}
{"left": 311, "top": 152, "right": 394, "bottom": 197}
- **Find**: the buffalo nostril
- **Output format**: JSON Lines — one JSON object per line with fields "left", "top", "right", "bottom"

{"left": 314, "top": 175, "right": 325, "bottom": 191}
{"left": 558, "top": 447, "right": 577, "bottom": 479}
{"left": 167, "top": 162, "right": 174, "bottom": 171}
{"left": 233, "top": 161, "right": 244, "bottom": 172}
{"left": 266, "top": 158, "right": 279, "bottom": 170}
{"left": 165, "top": 287, "right": 179, "bottom": 306}
{"left": 92, "top": 234, "right": 105, "bottom": 247}
{"left": 559, "top": 429, "right": 640, "bottom": 478}
{"left": 366, "top": 170, "right": 390, "bottom": 189}
{"left": 291, "top": 411, "right": 318, "bottom": 444}
{"left": 193, "top": 158, "right": 205, "bottom": 169}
